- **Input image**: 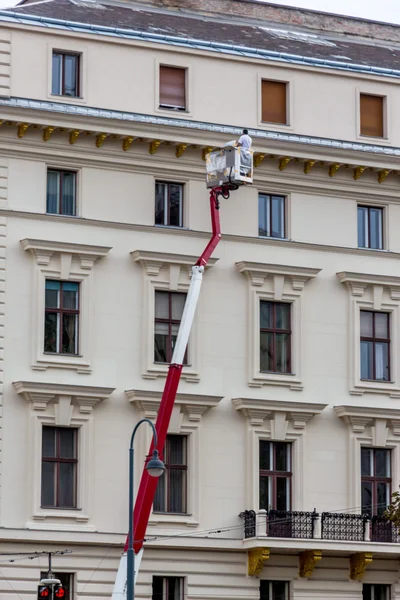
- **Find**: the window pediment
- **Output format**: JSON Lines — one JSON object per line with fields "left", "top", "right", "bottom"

{"left": 233, "top": 397, "right": 326, "bottom": 433}
{"left": 236, "top": 261, "right": 321, "bottom": 291}
{"left": 132, "top": 250, "right": 218, "bottom": 278}
{"left": 337, "top": 271, "right": 400, "bottom": 302}
{"left": 126, "top": 389, "right": 223, "bottom": 423}
{"left": 335, "top": 404, "right": 400, "bottom": 443}
{"left": 21, "top": 238, "right": 111, "bottom": 270}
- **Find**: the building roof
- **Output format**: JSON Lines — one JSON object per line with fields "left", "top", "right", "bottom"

{"left": 6, "top": 0, "right": 400, "bottom": 76}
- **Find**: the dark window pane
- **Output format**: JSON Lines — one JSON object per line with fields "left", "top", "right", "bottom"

{"left": 154, "top": 326, "right": 168, "bottom": 362}
{"left": 47, "top": 170, "right": 60, "bottom": 213}
{"left": 44, "top": 312, "right": 58, "bottom": 353}
{"left": 260, "top": 441, "right": 271, "bottom": 470}
{"left": 169, "top": 469, "right": 185, "bottom": 513}
{"left": 42, "top": 428, "right": 56, "bottom": 458}
{"left": 168, "top": 578, "right": 181, "bottom": 600}
{"left": 169, "top": 185, "right": 182, "bottom": 227}
{"left": 375, "top": 449, "right": 390, "bottom": 477}
{"left": 374, "top": 585, "right": 389, "bottom": 600}
{"left": 155, "top": 292, "right": 169, "bottom": 319}
{"left": 375, "top": 313, "right": 389, "bottom": 339}
{"left": 155, "top": 183, "right": 165, "bottom": 225}
{"left": 152, "top": 577, "right": 164, "bottom": 600}
{"left": 168, "top": 435, "right": 184, "bottom": 464}
{"left": 61, "top": 172, "right": 76, "bottom": 216}
{"left": 52, "top": 53, "right": 62, "bottom": 95}
{"left": 375, "top": 342, "right": 389, "bottom": 381}
{"left": 273, "top": 581, "right": 287, "bottom": 600}
{"left": 41, "top": 461, "right": 56, "bottom": 506}
{"left": 62, "top": 285, "right": 78, "bottom": 310}
{"left": 377, "top": 482, "right": 390, "bottom": 515}
{"left": 275, "top": 443, "right": 289, "bottom": 472}
{"left": 45, "top": 280, "right": 60, "bottom": 308}
{"left": 59, "top": 462, "right": 75, "bottom": 507}
{"left": 154, "top": 473, "right": 166, "bottom": 512}
{"left": 171, "top": 294, "right": 185, "bottom": 321}
{"left": 260, "top": 580, "right": 270, "bottom": 600}
{"left": 64, "top": 54, "right": 78, "bottom": 97}
{"left": 260, "top": 332, "right": 274, "bottom": 372}
{"left": 370, "top": 208, "right": 383, "bottom": 250}
{"left": 258, "top": 194, "right": 269, "bottom": 237}
{"left": 259, "top": 475, "right": 270, "bottom": 510}
{"left": 60, "top": 429, "right": 76, "bottom": 459}
{"left": 275, "top": 334, "right": 290, "bottom": 373}
{"left": 360, "top": 311, "right": 373, "bottom": 337}
{"left": 62, "top": 313, "right": 78, "bottom": 354}
{"left": 271, "top": 196, "right": 285, "bottom": 238}
{"left": 260, "top": 301, "right": 272, "bottom": 329}
{"left": 361, "top": 448, "right": 372, "bottom": 477}
{"left": 275, "top": 304, "right": 290, "bottom": 330}
{"left": 276, "top": 477, "right": 289, "bottom": 511}
{"left": 362, "top": 481, "right": 372, "bottom": 515}
{"left": 360, "top": 341, "right": 373, "bottom": 379}
{"left": 358, "top": 206, "right": 368, "bottom": 248}
{"left": 362, "top": 585, "right": 372, "bottom": 600}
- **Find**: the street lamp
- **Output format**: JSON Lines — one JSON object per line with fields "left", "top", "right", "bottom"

{"left": 127, "top": 418, "right": 165, "bottom": 600}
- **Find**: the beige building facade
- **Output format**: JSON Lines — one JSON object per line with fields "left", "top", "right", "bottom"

{"left": 0, "top": 0, "right": 400, "bottom": 598}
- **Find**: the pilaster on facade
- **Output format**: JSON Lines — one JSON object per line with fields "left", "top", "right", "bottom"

{"left": 132, "top": 250, "right": 218, "bottom": 383}
{"left": 236, "top": 261, "right": 321, "bottom": 390}
{"left": 0, "top": 215, "right": 6, "bottom": 522}
{"left": 13, "top": 381, "right": 115, "bottom": 530}
{"left": 233, "top": 397, "right": 326, "bottom": 510}
{"left": 337, "top": 271, "right": 400, "bottom": 397}
{"left": 21, "top": 238, "right": 112, "bottom": 373}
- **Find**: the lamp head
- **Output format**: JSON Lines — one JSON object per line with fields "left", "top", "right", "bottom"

{"left": 146, "top": 449, "right": 165, "bottom": 478}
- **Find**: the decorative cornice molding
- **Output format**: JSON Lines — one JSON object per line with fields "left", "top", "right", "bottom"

{"left": 236, "top": 261, "right": 321, "bottom": 289}
{"left": 20, "top": 238, "right": 112, "bottom": 269}
{"left": 337, "top": 271, "right": 400, "bottom": 299}
{"left": 335, "top": 405, "right": 400, "bottom": 438}
{"left": 126, "top": 389, "right": 223, "bottom": 422}
{"left": 131, "top": 250, "right": 218, "bottom": 276}
{"left": 13, "top": 381, "right": 115, "bottom": 413}
{"left": 232, "top": 398, "right": 327, "bottom": 429}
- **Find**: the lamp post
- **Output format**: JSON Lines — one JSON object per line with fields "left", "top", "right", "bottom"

{"left": 127, "top": 418, "right": 165, "bottom": 600}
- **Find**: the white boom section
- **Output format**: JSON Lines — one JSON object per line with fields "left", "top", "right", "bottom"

{"left": 111, "top": 266, "right": 204, "bottom": 599}
{"left": 112, "top": 549, "right": 143, "bottom": 600}
{"left": 171, "top": 265, "right": 204, "bottom": 364}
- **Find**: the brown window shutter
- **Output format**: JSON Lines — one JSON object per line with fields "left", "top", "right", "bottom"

{"left": 261, "top": 80, "right": 287, "bottom": 124}
{"left": 360, "top": 94, "right": 384, "bottom": 137}
{"left": 160, "top": 66, "right": 186, "bottom": 109}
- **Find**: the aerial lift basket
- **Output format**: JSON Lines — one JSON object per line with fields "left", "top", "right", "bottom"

{"left": 206, "top": 145, "right": 253, "bottom": 188}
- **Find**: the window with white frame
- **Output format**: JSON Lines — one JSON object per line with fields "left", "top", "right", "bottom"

{"left": 360, "top": 311, "right": 390, "bottom": 382}
{"left": 154, "top": 434, "right": 188, "bottom": 514}
{"left": 152, "top": 576, "right": 184, "bottom": 600}
{"left": 41, "top": 426, "right": 78, "bottom": 509}
{"left": 47, "top": 169, "right": 77, "bottom": 216}
{"left": 259, "top": 441, "right": 291, "bottom": 511}
{"left": 258, "top": 194, "right": 285, "bottom": 239}
{"left": 260, "top": 580, "right": 289, "bottom": 600}
{"left": 154, "top": 291, "right": 187, "bottom": 364}
{"left": 52, "top": 51, "right": 80, "bottom": 97}
{"left": 236, "top": 261, "right": 320, "bottom": 390}
{"left": 361, "top": 448, "right": 391, "bottom": 517}
{"left": 363, "top": 584, "right": 390, "bottom": 600}
{"left": 21, "top": 238, "right": 111, "bottom": 373}
{"left": 358, "top": 205, "right": 384, "bottom": 250}
{"left": 155, "top": 182, "right": 183, "bottom": 228}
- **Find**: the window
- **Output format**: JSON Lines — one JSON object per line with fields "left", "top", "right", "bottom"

{"left": 159, "top": 66, "right": 186, "bottom": 110}
{"left": 260, "top": 580, "right": 289, "bottom": 600}
{"left": 360, "top": 94, "right": 384, "bottom": 138}
{"left": 261, "top": 80, "right": 287, "bottom": 124}
{"left": 154, "top": 435, "right": 187, "bottom": 514}
{"left": 47, "top": 169, "right": 76, "bottom": 216}
{"left": 361, "top": 448, "right": 391, "bottom": 516}
{"left": 259, "top": 194, "right": 285, "bottom": 238}
{"left": 41, "top": 427, "right": 77, "bottom": 508}
{"left": 154, "top": 291, "right": 187, "bottom": 363}
{"left": 358, "top": 205, "right": 383, "bottom": 250}
{"left": 360, "top": 311, "right": 390, "bottom": 381}
{"left": 259, "top": 441, "right": 291, "bottom": 511}
{"left": 363, "top": 584, "right": 391, "bottom": 600}
{"left": 155, "top": 182, "right": 183, "bottom": 227}
{"left": 260, "top": 301, "right": 291, "bottom": 373}
{"left": 52, "top": 52, "right": 80, "bottom": 97}
{"left": 40, "top": 572, "right": 74, "bottom": 599}
{"left": 152, "top": 576, "right": 184, "bottom": 600}
{"left": 45, "top": 281, "right": 79, "bottom": 355}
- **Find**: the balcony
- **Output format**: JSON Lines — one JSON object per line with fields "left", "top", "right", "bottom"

{"left": 239, "top": 509, "right": 400, "bottom": 544}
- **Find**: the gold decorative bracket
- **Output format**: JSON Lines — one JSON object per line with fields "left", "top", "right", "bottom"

{"left": 96, "top": 133, "right": 107, "bottom": 148}
{"left": 248, "top": 548, "right": 270, "bottom": 576}
{"left": 353, "top": 166, "right": 366, "bottom": 181}
{"left": 279, "top": 156, "right": 291, "bottom": 171}
{"left": 69, "top": 130, "right": 80, "bottom": 145}
{"left": 378, "top": 169, "right": 390, "bottom": 184}
{"left": 175, "top": 143, "right": 189, "bottom": 158}
{"left": 43, "top": 126, "right": 55, "bottom": 142}
{"left": 17, "top": 123, "right": 29, "bottom": 138}
{"left": 149, "top": 140, "right": 162, "bottom": 155}
{"left": 299, "top": 550, "right": 322, "bottom": 578}
{"left": 304, "top": 160, "right": 317, "bottom": 174}
{"left": 122, "top": 136, "right": 134, "bottom": 152}
{"left": 202, "top": 146, "right": 213, "bottom": 161}
{"left": 328, "top": 163, "right": 341, "bottom": 177}
{"left": 349, "top": 552, "right": 373, "bottom": 581}
{"left": 254, "top": 153, "right": 266, "bottom": 168}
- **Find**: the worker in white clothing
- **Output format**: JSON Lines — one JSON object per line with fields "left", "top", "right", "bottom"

{"left": 236, "top": 129, "right": 252, "bottom": 175}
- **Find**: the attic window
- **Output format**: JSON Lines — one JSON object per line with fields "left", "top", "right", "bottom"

{"left": 360, "top": 94, "right": 385, "bottom": 138}
{"left": 159, "top": 66, "right": 186, "bottom": 111}
{"left": 261, "top": 80, "right": 287, "bottom": 125}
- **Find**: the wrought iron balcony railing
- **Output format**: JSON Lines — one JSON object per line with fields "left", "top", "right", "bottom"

{"left": 239, "top": 509, "right": 400, "bottom": 543}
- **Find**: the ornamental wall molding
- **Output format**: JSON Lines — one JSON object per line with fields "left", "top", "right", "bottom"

{"left": 126, "top": 389, "right": 223, "bottom": 422}
{"left": 232, "top": 397, "right": 327, "bottom": 432}
{"left": 132, "top": 250, "right": 218, "bottom": 277}
{"left": 21, "top": 238, "right": 112, "bottom": 269}
{"left": 337, "top": 271, "right": 400, "bottom": 301}
{"left": 335, "top": 405, "right": 400, "bottom": 442}
{"left": 236, "top": 261, "right": 321, "bottom": 291}
{"left": 13, "top": 381, "right": 115, "bottom": 419}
